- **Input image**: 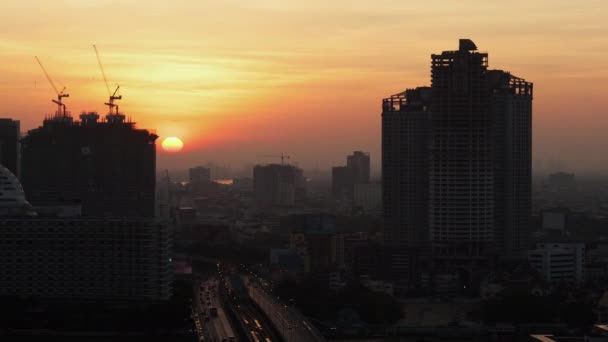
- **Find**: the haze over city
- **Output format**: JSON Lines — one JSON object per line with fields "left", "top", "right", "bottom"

{"left": 1, "top": 0, "right": 608, "bottom": 172}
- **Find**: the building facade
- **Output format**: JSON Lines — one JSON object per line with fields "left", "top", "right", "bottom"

{"left": 381, "top": 39, "right": 533, "bottom": 271}
{"left": 21, "top": 113, "right": 157, "bottom": 217}
{"left": 0, "top": 164, "right": 172, "bottom": 300}
{"left": 0, "top": 118, "right": 20, "bottom": 177}
{"left": 528, "top": 243, "right": 585, "bottom": 284}
{"left": 253, "top": 164, "right": 306, "bottom": 209}
{"left": 382, "top": 87, "right": 431, "bottom": 245}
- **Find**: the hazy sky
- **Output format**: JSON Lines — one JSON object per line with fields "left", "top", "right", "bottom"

{"left": 1, "top": 0, "right": 607, "bottom": 174}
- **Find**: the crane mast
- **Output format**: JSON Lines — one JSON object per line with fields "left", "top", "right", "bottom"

{"left": 35, "top": 56, "right": 69, "bottom": 117}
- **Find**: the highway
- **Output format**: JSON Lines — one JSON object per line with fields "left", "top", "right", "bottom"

{"left": 223, "top": 274, "right": 281, "bottom": 342}
{"left": 195, "top": 276, "right": 236, "bottom": 342}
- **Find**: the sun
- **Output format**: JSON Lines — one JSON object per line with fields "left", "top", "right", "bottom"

{"left": 161, "top": 137, "right": 184, "bottom": 153}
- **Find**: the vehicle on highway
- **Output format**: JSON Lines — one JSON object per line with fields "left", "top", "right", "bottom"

{"left": 209, "top": 307, "right": 218, "bottom": 317}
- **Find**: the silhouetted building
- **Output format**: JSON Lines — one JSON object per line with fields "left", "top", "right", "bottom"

{"left": 253, "top": 163, "right": 306, "bottom": 209}
{"left": 353, "top": 182, "right": 382, "bottom": 212}
{"left": 21, "top": 113, "right": 157, "bottom": 217}
{"left": 347, "top": 151, "right": 370, "bottom": 183}
{"left": 332, "top": 151, "right": 371, "bottom": 202}
{"left": 189, "top": 166, "right": 211, "bottom": 183}
{"left": 382, "top": 87, "right": 431, "bottom": 245}
{"left": 0, "top": 164, "right": 172, "bottom": 300}
{"left": 381, "top": 39, "right": 533, "bottom": 268}
{"left": 0, "top": 118, "right": 20, "bottom": 177}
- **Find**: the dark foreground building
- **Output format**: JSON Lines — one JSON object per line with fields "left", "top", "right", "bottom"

{"left": 0, "top": 164, "right": 172, "bottom": 300}
{"left": 0, "top": 118, "right": 20, "bottom": 177}
{"left": 382, "top": 39, "right": 532, "bottom": 289}
{"left": 21, "top": 113, "right": 157, "bottom": 217}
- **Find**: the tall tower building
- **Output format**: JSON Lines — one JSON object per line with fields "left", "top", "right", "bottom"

{"left": 489, "top": 70, "right": 533, "bottom": 258}
{"left": 429, "top": 39, "right": 494, "bottom": 260}
{"left": 21, "top": 113, "right": 158, "bottom": 217}
{"left": 381, "top": 39, "right": 532, "bottom": 267}
{"left": 382, "top": 87, "right": 431, "bottom": 245}
{"left": 0, "top": 118, "right": 20, "bottom": 177}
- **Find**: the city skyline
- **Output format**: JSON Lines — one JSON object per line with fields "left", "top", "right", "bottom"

{"left": 1, "top": 1, "right": 607, "bottom": 172}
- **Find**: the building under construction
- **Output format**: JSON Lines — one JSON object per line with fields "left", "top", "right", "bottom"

{"left": 21, "top": 112, "right": 158, "bottom": 217}
{"left": 381, "top": 39, "right": 533, "bottom": 291}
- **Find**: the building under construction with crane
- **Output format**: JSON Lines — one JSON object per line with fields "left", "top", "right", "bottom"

{"left": 22, "top": 48, "right": 158, "bottom": 217}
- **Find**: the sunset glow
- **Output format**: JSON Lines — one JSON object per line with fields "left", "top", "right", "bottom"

{"left": 1, "top": 0, "right": 608, "bottom": 171}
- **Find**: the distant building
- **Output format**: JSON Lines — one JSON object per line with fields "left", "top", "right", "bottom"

{"left": 21, "top": 113, "right": 157, "bottom": 217}
{"left": 232, "top": 177, "right": 253, "bottom": 192}
{"left": 332, "top": 151, "right": 371, "bottom": 202}
{"left": 189, "top": 166, "right": 211, "bottom": 183}
{"left": 528, "top": 242, "right": 585, "bottom": 284}
{"left": 0, "top": 165, "right": 172, "bottom": 300}
{"left": 0, "top": 118, "right": 20, "bottom": 177}
{"left": 353, "top": 182, "right": 382, "bottom": 212}
{"left": 253, "top": 164, "right": 306, "bottom": 210}
{"left": 347, "top": 151, "right": 370, "bottom": 184}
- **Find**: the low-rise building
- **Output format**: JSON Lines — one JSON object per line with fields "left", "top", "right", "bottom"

{"left": 528, "top": 243, "right": 585, "bottom": 284}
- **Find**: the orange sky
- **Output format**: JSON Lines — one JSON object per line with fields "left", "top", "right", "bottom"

{"left": 1, "top": 0, "right": 608, "bottom": 174}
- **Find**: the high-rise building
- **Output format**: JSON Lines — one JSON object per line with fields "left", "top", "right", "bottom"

{"left": 253, "top": 163, "right": 306, "bottom": 209}
{"left": 21, "top": 113, "right": 157, "bottom": 217}
{"left": 382, "top": 88, "right": 431, "bottom": 245}
{"left": 189, "top": 166, "right": 211, "bottom": 183}
{"left": 0, "top": 118, "right": 20, "bottom": 177}
{"left": 0, "top": 164, "right": 172, "bottom": 300}
{"left": 347, "top": 151, "right": 370, "bottom": 184}
{"left": 489, "top": 70, "right": 533, "bottom": 258}
{"left": 332, "top": 151, "right": 371, "bottom": 202}
{"left": 381, "top": 39, "right": 533, "bottom": 265}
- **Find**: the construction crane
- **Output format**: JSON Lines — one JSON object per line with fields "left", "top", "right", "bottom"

{"left": 93, "top": 44, "right": 121, "bottom": 115}
{"left": 258, "top": 153, "right": 291, "bottom": 165}
{"left": 35, "top": 56, "right": 69, "bottom": 117}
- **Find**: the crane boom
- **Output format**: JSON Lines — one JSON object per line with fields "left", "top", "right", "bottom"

{"left": 35, "top": 56, "right": 69, "bottom": 117}
{"left": 93, "top": 45, "right": 111, "bottom": 96}
{"left": 93, "top": 45, "right": 122, "bottom": 115}
{"left": 35, "top": 56, "right": 60, "bottom": 95}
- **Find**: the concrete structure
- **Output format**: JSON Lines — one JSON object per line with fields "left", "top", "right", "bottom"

{"left": 332, "top": 151, "right": 371, "bottom": 202}
{"left": 382, "top": 87, "right": 431, "bottom": 245}
{"left": 528, "top": 242, "right": 585, "bottom": 284}
{"left": 0, "top": 118, "right": 20, "bottom": 178}
{"left": 0, "top": 165, "right": 172, "bottom": 300}
{"left": 21, "top": 113, "right": 157, "bottom": 217}
{"left": 189, "top": 166, "right": 211, "bottom": 183}
{"left": 253, "top": 164, "right": 305, "bottom": 209}
{"left": 381, "top": 39, "right": 532, "bottom": 266}
{"left": 353, "top": 182, "right": 382, "bottom": 212}
{"left": 347, "top": 151, "right": 370, "bottom": 184}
